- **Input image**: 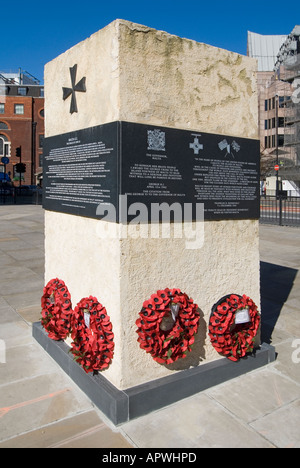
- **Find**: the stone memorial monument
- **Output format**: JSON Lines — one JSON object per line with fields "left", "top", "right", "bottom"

{"left": 33, "top": 20, "right": 275, "bottom": 424}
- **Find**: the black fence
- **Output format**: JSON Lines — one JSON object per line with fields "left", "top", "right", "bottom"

{"left": 2, "top": 188, "right": 299, "bottom": 227}
{"left": 0, "top": 187, "right": 43, "bottom": 206}
{"left": 260, "top": 195, "right": 300, "bottom": 227}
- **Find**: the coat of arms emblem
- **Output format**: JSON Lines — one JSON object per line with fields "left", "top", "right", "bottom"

{"left": 147, "top": 129, "right": 166, "bottom": 152}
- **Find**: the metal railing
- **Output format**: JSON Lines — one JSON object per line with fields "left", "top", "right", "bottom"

{"left": 260, "top": 195, "right": 300, "bottom": 226}
{"left": 2, "top": 189, "right": 299, "bottom": 227}
{"left": 0, "top": 187, "right": 42, "bottom": 206}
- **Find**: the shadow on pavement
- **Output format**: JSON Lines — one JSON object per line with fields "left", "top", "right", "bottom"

{"left": 260, "top": 261, "right": 298, "bottom": 344}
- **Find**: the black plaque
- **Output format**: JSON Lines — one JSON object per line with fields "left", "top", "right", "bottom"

{"left": 43, "top": 122, "right": 119, "bottom": 219}
{"left": 43, "top": 121, "right": 260, "bottom": 222}
{"left": 120, "top": 122, "right": 260, "bottom": 221}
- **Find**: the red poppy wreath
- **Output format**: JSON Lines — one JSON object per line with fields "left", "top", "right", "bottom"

{"left": 136, "top": 288, "right": 200, "bottom": 365}
{"left": 209, "top": 294, "right": 260, "bottom": 362}
{"left": 41, "top": 278, "right": 73, "bottom": 341}
{"left": 70, "top": 296, "right": 115, "bottom": 374}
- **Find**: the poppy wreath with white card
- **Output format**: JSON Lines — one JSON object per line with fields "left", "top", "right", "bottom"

{"left": 41, "top": 278, "right": 73, "bottom": 341}
{"left": 70, "top": 296, "right": 114, "bottom": 373}
{"left": 209, "top": 294, "right": 260, "bottom": 362}
{"left": 136, "top": 288, "right": 200, "bottom": 365}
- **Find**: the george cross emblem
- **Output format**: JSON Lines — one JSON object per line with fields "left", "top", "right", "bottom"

{"left": 189, "top": 135, "right": 204, "bottom": 155}
{"left": 62, "top": 64, "right": 86, "bottom": 114}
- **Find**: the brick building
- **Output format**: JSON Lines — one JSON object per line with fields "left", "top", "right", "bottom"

{"left": 0, "top": 70, "right": 44, "bottom": 186}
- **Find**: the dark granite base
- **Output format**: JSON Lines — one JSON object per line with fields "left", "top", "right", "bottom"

{"left": 33, "top": 321, "right": 276, "bottom": 426}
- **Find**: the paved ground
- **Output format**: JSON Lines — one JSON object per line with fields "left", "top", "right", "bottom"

{"left": 0, "top": 205, "right": 299, "bottom": 448}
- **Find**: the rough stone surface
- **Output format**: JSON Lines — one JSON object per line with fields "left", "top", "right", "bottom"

{"left": 44, "top": 20, "right": 260, "bottom": 390}
{"left": 45, "top": 19, "right": 258, "bottom": 139}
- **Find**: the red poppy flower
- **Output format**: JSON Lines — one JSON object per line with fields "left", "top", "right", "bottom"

{"left": 150, "top": 293, "right": 164, "bottom": 304}
{"left": 228, "top": 294, "right": 240, "bottom": 306}
{"left": 217, "top": 302, "right": 230, "bottom": 314}
{"left": 156, "top": 290, "right": 171, "bottom": 304}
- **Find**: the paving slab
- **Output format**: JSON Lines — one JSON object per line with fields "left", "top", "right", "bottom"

{"left": 0, "top": 373, "right": 93, "bottom": 441}
{"left": 3, "top": 289, "right": 44, "bottom": 312}
{"left": 15, "top": 304, "right": 42, "bottom": 324}
{"left": 0, "top": 342, "right": 59, "bottom": 385}
{"left": 272, "top": 341, "right": 300, "bottom": 385}
{"left": 0, "top": 410, "right": 101, "bottom": 448}
{"left": 120, "top": 393, "right": 275, "bottom": 448}
{"left": 250, "top": 399, "right": 300, "bottom": 448}
{"left": 206, "top": 367, "right": 300, "bottom": 423}
{"left": 0, "top": 267, "right": 43, "bottom": 296}
{"left": 0, "top": 252, "right": 18, "bottom": 267}
{"left": 274, "top": 307, "right": 300, "bottom": 337}
{"left": 0, "top": 320, "right": 33, "bottom": 347}
{"left": 5, "top": 247, "right": 44, "bottom": 263}
{"left": 0, "top": 410, "right": 132, "bottom": 448}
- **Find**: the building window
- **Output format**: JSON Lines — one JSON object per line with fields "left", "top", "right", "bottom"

{"left": 272, "top": 97, "right": 275, "bottom": 109}
{"left": 0, "top": 103, "right": 4, "bottom": 114}
{"left": 0, "top": 121, "right": 8, "bottom": 130}
{"left": 39, "top": 134, "right": 44, "bottom": 149}
{"left": 264, "top": 136, "right": 272, "bottom": 149}
{"left": 265, "top": 98, "right": 277, "bottom": 112}
{"left": 0, "top": 135, "right": 10, "bottom": 157}
{"left": 278, "top": 135, "right": 284, "bottom": 147}
{"left": 272, "top": 135, "right": 276, "bottom": 148}
{"left": 40, "top": 88, "right": 44, "bottom": 97}
{"left": 14, "top": 104, "right": 24, "bottom": 115}
{"left": 279, "top": 96, "right": 285, "bottom": 108}
{"left": 18, "top": 87, "right": 27, "bottom": 96}
{"left": 4, "top": 143, "right": 9, "bottom": 156}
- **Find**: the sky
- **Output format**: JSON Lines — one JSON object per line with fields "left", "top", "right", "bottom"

{"left": 1, "top": 0, "right": 299, "bottom": 84}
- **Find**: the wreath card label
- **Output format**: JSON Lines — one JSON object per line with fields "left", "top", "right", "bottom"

{"left": 235, "top": 308, "right": 250, "bottom": 325}
{"left": 84, "top": 310, "right": 91, "bottom": 328}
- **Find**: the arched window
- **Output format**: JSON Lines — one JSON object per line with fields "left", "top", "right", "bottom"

{"left": 0, "top": 121, "right": 9, "bottom": 130}
{"left": 0, "top": 134, "right": 11, "bottom": 157}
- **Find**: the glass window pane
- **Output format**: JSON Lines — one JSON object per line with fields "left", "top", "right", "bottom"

{"left": 18, "top": 87, "right": 27, "bottom": 96}
{"left": 14, "top": 104, "right": 24, "bottom": 114}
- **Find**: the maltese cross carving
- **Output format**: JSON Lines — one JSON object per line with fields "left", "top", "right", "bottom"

{"left": 62, "top": 64, "right": 86, "bottom": 114}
